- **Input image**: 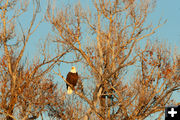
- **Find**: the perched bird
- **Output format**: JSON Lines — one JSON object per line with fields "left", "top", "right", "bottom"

{"left": 66, "top": 66, "right": 78, "bottom": 94}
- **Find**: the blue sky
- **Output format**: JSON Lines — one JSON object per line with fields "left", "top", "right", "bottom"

{"left": 8, "top": 0, "right": 180, "bottom": 119}
{"left": 23, "top": 0, "right": 180, "bottom": 58}
{"left": 152, "top": 0, "right": 180, "bottom": 51}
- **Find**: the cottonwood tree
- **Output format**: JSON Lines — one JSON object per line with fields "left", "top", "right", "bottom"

{"left": 46, "top": 0, "right": 180, "bottom": 120}
{"left": 0, "top": 0, "right": 71, "bottom": 119}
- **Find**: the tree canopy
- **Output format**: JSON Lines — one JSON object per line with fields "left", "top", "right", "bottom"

{"left": 0, "top": 0, "right": 179, "bottom": 119}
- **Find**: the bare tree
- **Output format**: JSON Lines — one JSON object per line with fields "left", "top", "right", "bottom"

{"left": 46, "top": 0, "right": 180, "bottom": 119}
{"left": 0, "top": 0, "right": 70, "bottom": 119}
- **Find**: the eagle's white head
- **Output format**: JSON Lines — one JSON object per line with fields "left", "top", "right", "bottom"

{"left": 70, "top": 66, "right": 76, "bottom": 73}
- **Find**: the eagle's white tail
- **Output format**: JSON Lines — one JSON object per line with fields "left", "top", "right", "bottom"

{"left": 67, "top": 86, "right": 73, "bottom": 94}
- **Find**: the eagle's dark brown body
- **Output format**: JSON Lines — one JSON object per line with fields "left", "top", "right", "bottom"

{"left": 66, "top": 72, "right": 78, "bottom": 90}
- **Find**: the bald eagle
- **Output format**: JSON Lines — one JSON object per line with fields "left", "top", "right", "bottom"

{"left": 66, "top": 66, "right": 78, "bottom": 94}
